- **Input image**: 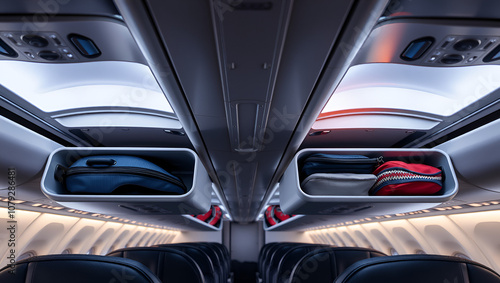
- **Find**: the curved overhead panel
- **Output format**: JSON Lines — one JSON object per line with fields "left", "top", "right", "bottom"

{"left": 382, "top": 0, "right": 500, "bottom": 20}
{"left": 211, "top": 0, "right": 291, "bottom": 152}
{"left": 438, "top": 119, "right": 500, "bottom": 192}
{"left": 326, "top": 64, "right": 500, "bottom": 116}
{"left": 118, "top": 0, "right": 388, "bottom": 222}
{"left": 0, "top": 115, "right": 61, "bottom": 188}
{"left": 0, "top": 61, "right": 172, "bottom": 113}
{"left": 0, "top": 13, "right": 185, "bottom": 146}
{"left": 313, "top": 114, "right": 440, "bottom": 131}
{"left": 304, "top": 14, "right": 500, "bottom": 149}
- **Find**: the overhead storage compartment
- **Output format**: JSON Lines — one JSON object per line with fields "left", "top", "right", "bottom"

{"left": 279, "top": 148, "right": 458, "bottom": 215}
{"left": 41, "top": 147, "right": 212, "bottom": 215}
{"left": 187, "top": 205, "right": 224, "bottom": 231}
{"left": 263, "top": 214, "right": 304, "bottom": 231}
{"left": 262, "top": 204, "right": 298, "bottom": 231}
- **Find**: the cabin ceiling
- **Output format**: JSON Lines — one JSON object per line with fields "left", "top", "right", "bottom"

{"left": 2, "top": 0, "right": 500, "bottom": 224}
{"left": 113, "top": 0, "right": 390, "bottom": 223}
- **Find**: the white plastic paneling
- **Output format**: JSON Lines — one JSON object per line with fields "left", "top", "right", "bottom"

{"left": 409, "top": 216, "right": 491, "bottom": 267}
{"left": 449, "top": 211, "right": 500, "bottom": 271}
{"left": 347, "top": 225, "right": 376, "bottom": 249}
{"left": 13, "top": 214, "right": 79, "bottom": 257}
{"left": 0, "top": 115, "right": 61, "bottom": 188}
{"left": 52, "top": 218, "right": 105, "bottom": 254}
{"left": 80, "top": 222, "right": 123, "bottom": 255}
{"left": 380, "top": 219, "right": 436, "bottom": 254}
{"left": 362, "top": 222, "right": 404, "bottom": 255}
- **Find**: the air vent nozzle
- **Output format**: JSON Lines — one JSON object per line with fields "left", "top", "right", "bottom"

{"left": 68, "top": 34, "right": 101, "bottom": 58}
{"left": 483, "top": 44, "right": 500, "bottom": 62}
{"left": 0, "top": 38, "right": 18, "bottom": 58}
{"left": 401, "top": 37, "right": 434, "bottom": 61}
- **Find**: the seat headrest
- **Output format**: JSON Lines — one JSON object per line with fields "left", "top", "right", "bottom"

{"left": 334, "top": 254, "right": 500, "bottom": 283}
{"left": 276, "top": 244, "right": 330, "bottom": 283}
{"left": 0, "top": 254, "right": 161, "bottom": 283}
{"left": 107, "top": 247, "right": 204, "bottom": 283}
{"left": 290, "top": 247, "right": 387, "bottom": 283}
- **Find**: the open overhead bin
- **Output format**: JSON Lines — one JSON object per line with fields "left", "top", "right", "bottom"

{"left": 41, "top": 147, "right": 212, "bottom": 215}
{"left": 279, "top": 148, "right": 458, "bottom": 215}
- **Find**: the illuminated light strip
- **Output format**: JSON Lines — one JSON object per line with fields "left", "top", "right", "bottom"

{"left": 305, "top": 200, "right": 500, "bottom": 231}
{"left": 0, "top": 198, "right": 176, "bottom": 230}
{"left": 0, "top": 207, "right": 181, "bottom": 233}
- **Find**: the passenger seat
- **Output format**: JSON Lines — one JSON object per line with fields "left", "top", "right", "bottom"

{"left": 152, "top": 244, "right": 219, "bottom": 283}
{"left": 107, "top": 247, "right": 204, "bottom": 283}
{"left": 289, "top": 247, "right": 387, "bottom": 283}
{"left": 156, "top": 242, "right": 228, "bottom": 282}
{"left": 273, "top": 244, "right": 330, "bottom": 283}
{"left": 334, "top": 254, "right": 500, "bottom": 283}
{"left": 259, "top": 242, "right": 321, "bottom": 282}
{"left": 0, "top": 254, "right": 161, "bottom": 283}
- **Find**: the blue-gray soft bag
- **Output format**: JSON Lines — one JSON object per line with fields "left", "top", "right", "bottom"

{"left": 300, "top": 153, "right": 382, "bottom": 179}
{"left": 55, "top": 155, "right": 187, "bottom": 195}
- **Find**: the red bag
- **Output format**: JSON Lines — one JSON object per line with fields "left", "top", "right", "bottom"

{"left": 265, "top": 206, "right": 277, "bottom": 226}
{"left": 195, "top": 205, "right": 222, "bottom": 226}
{"left": 273, "top": 206, "right": 291, "bottom": 222}
{"left": 208, "top": 205, "right": 222, "bottom": 226}
{"left": 196, "top": 207, "right": 213, "bottom": 221}
{"left": 370, "top": 161, "right": 443, "bottom": 196}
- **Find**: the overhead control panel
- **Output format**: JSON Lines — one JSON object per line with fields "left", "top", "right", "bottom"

{"left": 402, "top": 34, "right": 500, "bottom": 66}
{"left": 353, "top": 19, "right": 500, "bottom": 67}
{"left": 0, "top": 16, "right": 146, "bottom": 64}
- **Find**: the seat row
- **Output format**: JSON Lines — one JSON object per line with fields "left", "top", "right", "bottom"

{"left": 0, "top": 242, "right": 230, "bottom": 283}
{"left": 257, "top": 242, "right": 500, "bottom": 283}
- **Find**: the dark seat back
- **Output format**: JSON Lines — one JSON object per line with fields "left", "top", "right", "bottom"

{"left": 201, "top": 242, "right": 230, "bottom": 278}
{"left": 274, "top": 244, "right": 329, "bottom": 283}
{"left": 264, "top": 243, "right": 316, "bottom": 282}
{"left": 290, "top": 247, "right": 387, "bottom": 283}
{"left": 334, "top": 255, "right": 500, "bottom": 283}
{"left": 0, "top": 254, "right": 161, "bottom": 283}
{"left": 157, "top": 243, "right": 225, "bottom": 282}
{"left": 156, "top": 244, "right": 217, "bottom": 283}
{"left": 107, "top": 247, "right": 204, "bottom": 283}
{"left": 258, "top": 242, "right": 280, "bottom": 278}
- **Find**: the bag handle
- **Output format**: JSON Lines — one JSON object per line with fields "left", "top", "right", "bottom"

{"left": 86, "top": 158, "right": 116, "bottom": 167}
{"left": 54, "top": 165, "right": 67, "bottom": 183}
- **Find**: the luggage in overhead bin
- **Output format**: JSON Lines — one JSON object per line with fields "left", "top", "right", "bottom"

{"left": 265, "top": 205, "right": 293, "bottom": 227}
{"left": 301, "top": 173, "right": 377, "bottom": 196}
{"left": 369, "top": 161, "right": 443, "bottom": 196}
{"left": 300, "top": 153, "right": 381, "bottom": 196}
{"left": 300, "top": 153, "right": 382, "bottom": 178}
{"left": 273, "top": 205, "right": 291, "bottom": 222}
{"left": 208, "top": 205, "right": 222, "bottom": 226}
{"left": 265, "top": 206, "right": 277, "bottom": 226}
{"left": 55, "top": 155, "right": 187, "bottom": 195}
{"left": 193, "top": 205, "right": 223, "bottom": 226}
{"left": 195, "top": 207, "right": 213, "bottom": 222}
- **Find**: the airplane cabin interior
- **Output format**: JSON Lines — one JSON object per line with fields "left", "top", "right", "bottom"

{"left": 2, "top": 0, "right": 500, "bottom": 282}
